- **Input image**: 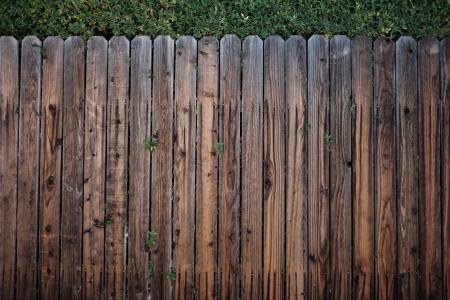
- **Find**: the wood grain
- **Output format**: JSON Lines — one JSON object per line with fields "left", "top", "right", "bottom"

{"left": 329, "top": 35, "right": 352, "bottom": 299}
{"left": 16, "top": 36, "right": 41, "bottom": 300}
{"left": 352, "top": 35, "right": 374, "bottom": 300}
{"left": 83, "top": 36, "right": 108, "bottom": 299}
{"left": 40, "top": 36, "right": 63, "bottom": 300}
{"left": 0, "top": 36, "right": 19, "bottom": 300}
{"left": 374, "top": 37, "right": 396, "bottom": 300}
{"left": 61, "top": 36, "right": 85, "bottom": 299}
{"left": 285, "top": 35, "right": 307, "bottom": 300}
{"left": 173, "top": 36, "right": 196, "bottom": 299}
{"left": 418, "top": 37, "right": 442, "bottom": 299}
{"left": 307, "top": 35, "right": 330, "bottom": 300}
{"left": 196, "top": 36, "right": 219, "bottom": 299}
{"left": 396, "top": 36, "right": 419, "bottom": 300}
{"left": 128, "top": 36, "right": 151, "bottom": 300}
{"left": 241, "top": 35, "right": 263, "bottom": 300}
{"left": 105, "top": 36, "right": 129, "bottom": 300}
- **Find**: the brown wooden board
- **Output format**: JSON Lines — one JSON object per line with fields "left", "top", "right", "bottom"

{"left": 329, "top": 35, "right": 352, "bottom": 299}
{"left": 418, "top": 37, "right": 442, "bottom": 299}
{"left": 352, "top": 36, "right": 374, "bottom": 300}
{"left": 39, "top": 36, "right": 63, "bottom": 300}
{"left": 150, "top": 35, "right": 174, "bottom": 298}
{"left": 128, "top": 36, "right": 152, "bottom": 300}
{"left": 196, "top": 36, "right": 219, "bottom": 299}
{"left": 285, "top": 35, "right": 308, "bottom": 300}
{"left": 0, "top": 36, "right": 19, "bottom": 300}
{"left": 83, "top": 36, "right": 108, "bottom": 299}
{"left": 307, "top": 35, "right": 330, "bottom": 300}
{"left": 16, "top": 36, "right": 41, "bottom": 300}
{"left": 61, "top": 36, "right": 85, "bottom": 299}
{"left": 241, "top": 35, "right": 264, "bottom": 300}
{"left": 374, "top": 37, "right": 397, "bottom": 300}
{"left": 173, "top": 35, "right": 197, "bottom": 299}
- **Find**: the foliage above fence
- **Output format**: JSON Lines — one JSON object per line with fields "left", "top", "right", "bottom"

{"left": 0, "top": 34, "right": 450, "bottom": 299}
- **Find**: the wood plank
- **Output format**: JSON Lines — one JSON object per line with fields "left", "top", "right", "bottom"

{"left": 441, "top": 37, "right": 450, "bottom": 299}
{"left": 329, "top": 35, "right": 352, "bottom": 299}
{"left": 39, "top": 36, "right": 63, "bottom": 300}
{"left": 128, "top": 36, "right": 151, "bottom": 300}
{"left": 83, "top": 36, "right": 108, "bottom": 299}
{"left": 374, "top": 37, "right": 396, "bottom": 300}
{"left": 16, "top": 36, "right": 41, "bottom": 300}
{"left": 418, "top": 37, "right": 442, "bottom": 299}
{"left": 61, "top": 36, "right": 85, "bottom": 299}
{"left": 105, "top": 36, "right": 129, "bottom": 300}
{"left": 150, "top": 35, "right": 174, "bottom": 299}
{"left": 352, "top": 35, "right": 374, "bottom": 300}
{"left": 0, "top": 36, "right": 19, "bottom": 300}
{"left": 307, "top": 35, "right": 330, "bottom": 300}
{"left": 241, "top": 35, "right": 263, "bottom": 300}
{"left": 218, "top": 34, "right": 241, "bottom": 299}
{"left": 396, "top": 36, "right": 419, "bottom": 300}
{"left": 263, "top": 35, "right": 285, "bottom": 299}
{"left": 196, "top": 36, "right": 219, "bottom": 299}
{"left": 285, "top": 35, "right": 307, "bottom": 299}
{"left": 173, "top": 35, "right": 196, "bottom": 299}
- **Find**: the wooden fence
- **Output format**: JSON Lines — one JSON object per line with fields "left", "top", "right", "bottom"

{"left": 0, "top": 34, "right": 449, "bottom": 299}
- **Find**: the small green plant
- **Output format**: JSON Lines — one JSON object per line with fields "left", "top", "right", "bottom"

{"left": 145, "top": 230, "right": 158, "bottom": 250}
{"left": 325, "top": 134, "right": 334, "bottom": 145}
{"left": 349, "top": 101, "right": 357, "bottom": 114}
{"left": 214, "top": 142, "right": 224, "bottom": 155}
{"left": 147, "top": 260, "right": 154, "bottom": 280}
{"left": 94, "top": 216, "right": 113, "bottom": 228}
{"left": 144, "top": 137, "right": 158, "bottom": 152}
{"left": 166, "top": 267, "right": 176, "bottom": 281}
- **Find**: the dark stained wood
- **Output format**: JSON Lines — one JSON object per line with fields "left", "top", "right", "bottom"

{"left": 285, "top": 35, "right": 307, "bottom": 299}
{"left": 329, "top": 35, "right": 352, "bottom": 299}
{"left": 40, "top": 36, "right": 63, "bottom": 300}
{"left": 150, "top": 35, "right": 174, "bottom": 299}
{"left": 374, "top": 37, "right": 397, "bottom": 300}
{"left": 173, "top": 35, "right": 196, "bottom": 299}
{"left": 352, "top": 35, "right": 374, "bottom": 300}
{"left": 105, "top": 36, "right": 129, "bottom": 300}
{"left": 307, "top": 35, "right": 330, "bottom": 300}
{"left": 418, "top": 37, "right": 442, "bottom": 299}
{"left": 16, "top": 36, "right": 41, "bottom": 300}
{"left": 218, "top": 34, "right": 241, "bottom": 299}
{"left": 263, "top": 35, "right": 285, "bottom": 300}
{"left": 128, "top": 36, "right": 151, "bottom": 300}
{"left": 241, "top": 35, "right": 263, "bottom": 300}
{"left": 441, "top": 37, "right": 450, "bottom": 300}
{"left": 83, "top": 36, "right": 108, "bottom": 300}
{"left": 196, "top": 36, "right": 219, "bottom": 299}
{"left": 61, "top": 36, "right": 85, "bottom": 299}
{"left": 0, "top": 36, "right": 19, "bottom": 300}
{"left": 396, "top": 36, "right": 419, "bottom": 300}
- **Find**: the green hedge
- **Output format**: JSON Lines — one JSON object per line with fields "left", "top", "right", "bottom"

{"left": 1, "top": 0, "right": 449, "bottom": 39}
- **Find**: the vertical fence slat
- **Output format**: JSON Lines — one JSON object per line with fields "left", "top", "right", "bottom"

{"left": 263, "top": 35, "right": 285, "bottom": 299}
{"left": 329, "top": 35, "right": 352, "bottom": 299}
{"left": 16, "top": 36, "right": 41, "bottom": 300}
{"left": 352, "top": 36, "right": 374, "bottom": 300}
{"left": 128, "top": 36, "right": 152, "bottom": 300}
{"left": 150, "top": 35, "right": 174, "bottom": 299}
{"left": 105, "top": 36, "right": 129, "bottom": 300}
{"left": 441, "top": 37, "right": 450, "bottom": 299}
{"left": 285, "top": 35, "right": 308, "bottom": 299}
{"left": 40, "top": 36, "right": 63, "bottom": 300}
{"left": 83, "top": 36, "right": 108, "bottom": 300}
{"left": 0, "top": 36, "right": 19, "bottom": 300}
{"left": 218, "top": 34, "right": 241, "bottom": 299}
{"left": 173, "top": 35, "right": 196, "bottom": 299}
{"left": 241, "top": 35, "right": 263, "bottom": 300}
{"left": 196, "top": 36, "right": 219, "bottom": 299}
{"left": 307, "top": 35, "right": 330, "bottom": 300}
{"left": 61, "top": 36, "right": 85, "bottom": 299}
{"left": 374, "top": 37, "right": 397, "bottom": 300}
{"left": 418, "top": 37, "right": 442, "bottom": 299}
